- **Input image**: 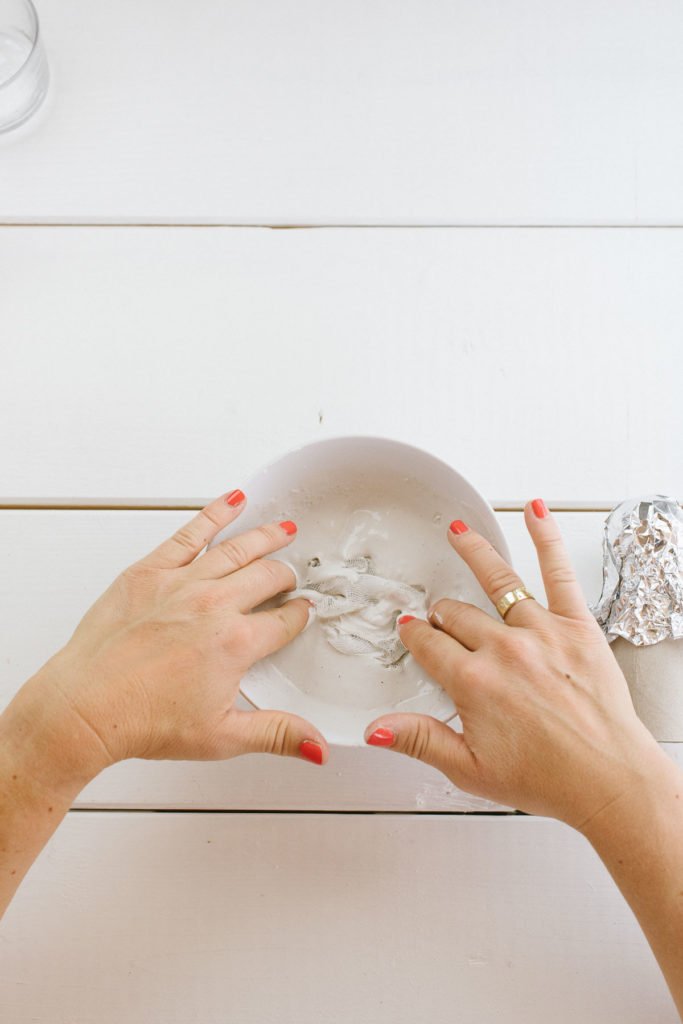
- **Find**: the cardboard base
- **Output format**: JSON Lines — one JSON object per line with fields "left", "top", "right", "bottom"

{"left": 611, "top": 637, "right": 683, "bottom": 742}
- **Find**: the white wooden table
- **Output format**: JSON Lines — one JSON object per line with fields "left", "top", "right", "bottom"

{"left": 1, "top": 3, "right": 682, "bottom": 1021}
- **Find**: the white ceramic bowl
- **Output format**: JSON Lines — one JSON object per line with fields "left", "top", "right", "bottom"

{"left": 210, "top": 436, "right": 510, "bottom": 746}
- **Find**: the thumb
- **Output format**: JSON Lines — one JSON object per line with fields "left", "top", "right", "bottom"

{"left": 364, "top": 713, "right": 474, "bottom": 783}
{"left": 227, "top": 708, "right": 329, "bottom": 766}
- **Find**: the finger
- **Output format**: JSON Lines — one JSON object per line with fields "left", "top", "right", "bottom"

{"left": 427, "top": 597, "right": 505, "bottom": 650}
{"left": 142, "top": 490, "right": 246, "bottom": 569}
{"left": 189, "top": 519, "right": 298, "bottom": 580}
{"left": 524, "top": 498, "right": 590, "bottom": 620}
{"left": 246, "top": 598, "right": 314, "bottom": 661}
{"left": 364, "top": 712, "right": 475, "bottom": 786}
{"left": 222, "top": 557, "right": 297, "bottom": 612}
{"left": 397, "top": 615, "right": 471, "bottom": 703}
{"left": 447, "top": 520, "right": 543, "bottom": 625}
{"left": 226, "top": 708, "right": 329, "bottom": 765}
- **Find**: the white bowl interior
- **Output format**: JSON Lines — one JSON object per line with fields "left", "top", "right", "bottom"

{"left": 210, "top": 437, "right": 510, "bottom": 746}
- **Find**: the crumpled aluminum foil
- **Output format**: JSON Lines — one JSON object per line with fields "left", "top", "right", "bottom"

{"left": 591, "top": 495, "right": 683, "bottom": 646}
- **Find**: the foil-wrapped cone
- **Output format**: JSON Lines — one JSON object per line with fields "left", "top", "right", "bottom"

{"left": 591, "top": 495, "right": 683, "bottom": 646}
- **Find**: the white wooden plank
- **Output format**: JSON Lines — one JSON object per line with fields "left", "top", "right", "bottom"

{"left": 2, "top": 227, "right": 683, "bottom": 502}
{"left": 2, "top": 1, "right": 683, "bottom": 224}
{"left": 1, "top": 813, "right": 676, "bottom": 1023}
{"left": 1, "top": 508, "right": 681, "bottom": 811}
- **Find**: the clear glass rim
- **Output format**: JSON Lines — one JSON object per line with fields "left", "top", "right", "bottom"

{"left": 0, "top": 0, "right": 41, "bottom": 92}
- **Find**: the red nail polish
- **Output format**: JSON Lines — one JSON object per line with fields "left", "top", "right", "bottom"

{"left": 226, "top": 489, "right": 245, "bottom": 507}
{"left": 279, "top": 520, "right": 297, "bottom": 535}
{"left": 366, "top": 727, "right": 395, "bottom": 748}
{"left": 449, "top": 519, "right": 469, "bottom": 535}
{"left": 299, "top": 740, "right": 323, "bottom": 765}
{"left": 397, "top": 614, "right": 416, "bottom": 625}
{"left": 531, "top": 498, "right": 549, "bottom": 519}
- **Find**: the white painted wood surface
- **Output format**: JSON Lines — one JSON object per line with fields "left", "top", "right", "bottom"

{"left": 3, "top": 4, "right": 682, "bottom": 1015}
{"left": 3, "top": 227, "right": 683, "bottom": 503}
{"left": 2, "top": 2, "right": 683, "bottom": 224}
{"left": 1, "top": 813, "right": 677, "bottom": 1024}
{"left": 1, "top": 508, "right": 681, "bottom": 811}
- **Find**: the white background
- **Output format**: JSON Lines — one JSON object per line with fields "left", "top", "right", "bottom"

{"left": 1, "top": 2, "right": 681, "bottom": 1021}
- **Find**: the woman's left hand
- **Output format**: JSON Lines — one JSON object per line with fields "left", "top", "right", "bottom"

{"left": 363, "top": 500, "right": 662, "bottom": 829}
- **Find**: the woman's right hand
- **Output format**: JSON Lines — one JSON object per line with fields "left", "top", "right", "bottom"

{"left": 8, "top": 490, "right": 328, "bottom": 799}
{"left": 364, "top": 499, "right": 667, "bottom": 832}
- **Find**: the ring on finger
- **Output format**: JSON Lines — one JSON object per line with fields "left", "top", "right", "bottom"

{"left": 495, "top": 586, "right": 536, "bottom": 620}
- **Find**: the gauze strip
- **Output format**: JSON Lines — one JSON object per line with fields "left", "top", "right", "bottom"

{"left": 292, "top": 555, "right": 429, "bottom": 666}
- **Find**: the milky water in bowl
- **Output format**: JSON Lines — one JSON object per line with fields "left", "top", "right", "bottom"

{"left": 232, "top": 464, "right": 494, "bottom": 733}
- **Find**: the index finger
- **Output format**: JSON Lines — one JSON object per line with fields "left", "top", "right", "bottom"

{"left": 142, "top": 490, "right": 246, "bottom": 569}
{"left": 247, "top": 598, "right": 314, "bottom": 662}
{"left": 397, "top": 615, "right": 471, "bottom": 704}
{"left": 189, "top": 519, "right": 297, "bottom": 580}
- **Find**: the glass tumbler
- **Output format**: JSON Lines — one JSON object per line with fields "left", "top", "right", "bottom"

{"left": 0, "top": 0, "right": 48, "bottom": 132}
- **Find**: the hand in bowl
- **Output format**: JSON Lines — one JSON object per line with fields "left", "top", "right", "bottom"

{"left": 11, "top": 490, "right": 328, "bottom": 786}
{"left": 364, "top": 499, "right": 663, "bottom": 831}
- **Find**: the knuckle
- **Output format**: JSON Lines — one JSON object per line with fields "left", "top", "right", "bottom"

{"left": 402, "top": 718, "right": 433, "bottom": 762}
{"left": 254, "top": 558, "right": 277, "bottom": 587}
{"left": 440, "top": 599, "right": 476, "bottom": 626}
{"left": 226, "top": 614, "right": 252, "bottom": 647}
{"left": 171, "top": 524, "right": 200, "bottom": 553}
{"left": 464, "top": 534, "right": 495, "bottom": 558}
{"left": 564, "top": 614, "right": 605, "bottom": 644}
{"left": 540, "top": 532, "right": 564, "bottom": 552}
{"left": 217, "top": 536, "right": 251, "bottom": 571}
{"left": 257, "top": 523, "right": 280, "bottom": 547}
{"left": 544, "top": 564, "right": 578, "bottom": 588}
{"left": 200, "top": 505, "right": 223, "bottom": 530}
{"left": 273, "top": 607, "right": 298, "bottom": 642}
{"left": 433, "top": 597, "right": 459, "bottom": 622}
{"left": 483, "top": 565, "right": 519, "bottom": 597}
{"left": 459, "top": 656, "right": 483, "bottom": 687}
{"left": 121, "top": 560, "right": 152, "bottom": 582}
{"left": 261, "top": 558, "right": 292, "bottom": 589}
{"left": 120, "top": 561, "right": 160, "bottom": 594}
{"left": 497, "top": 629, "right": 535, "bottom": 663}
{"left": 193, "top": 587, "right": 223, "bottom": 615}
{"left": 263, "top": 716, "right": 291, "bottom": 757}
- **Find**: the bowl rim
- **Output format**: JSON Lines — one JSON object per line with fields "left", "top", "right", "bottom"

{"left": 230, "top": 433, "right": 510, "bottom": 740}
{"left": 241, "top": 432, "right": 510, "bottom": 559}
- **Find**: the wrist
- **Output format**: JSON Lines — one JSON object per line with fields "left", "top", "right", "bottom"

{"left": 577, "top": 743, "right": 679, "bottom": 850}
{"left": 0, "top": 652, "right": 112, "bottom": 807}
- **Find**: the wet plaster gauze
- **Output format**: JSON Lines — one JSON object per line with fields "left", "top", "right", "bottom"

{"left": 292, "top": 555, "right": 429, "bottom": 667}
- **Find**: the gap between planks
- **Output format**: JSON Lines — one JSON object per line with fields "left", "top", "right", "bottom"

{"left": 3, "top": 223, "right": 683, "bottom": 230}
{"left": 70, "top": 807, "right": 525, "bottom": 816}
{"left": 0, "top": 501, "right": 620, "bottom": 512}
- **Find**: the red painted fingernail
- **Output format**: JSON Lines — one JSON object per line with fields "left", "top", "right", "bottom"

{"left": 531, "top": 498, "right": 549, "bottom": 519}
{"left": 397, "top": 614, "right": 416, "bottom": 625}
{"left": 366, "top": 727, "right": 395, "bottom": 748}
{"left": 226, "top": 489, "right": 245, "bottom": 507}
{"left": 279, "top": 520, "right": 297, "bottom": 535}
{"left": 299, "top": 740, "right": 323, "bottom": 765}
{"left": 449, "top": 519, "right": 469, "bottom": 535}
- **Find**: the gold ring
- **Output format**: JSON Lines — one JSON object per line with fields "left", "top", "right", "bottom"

{"left": 495, "top": 586, "right": 535, "bottom": 620}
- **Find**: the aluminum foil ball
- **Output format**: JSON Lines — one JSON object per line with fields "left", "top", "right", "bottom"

{"left": 591, "top": 494, "right": 683, "bottom": 646}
